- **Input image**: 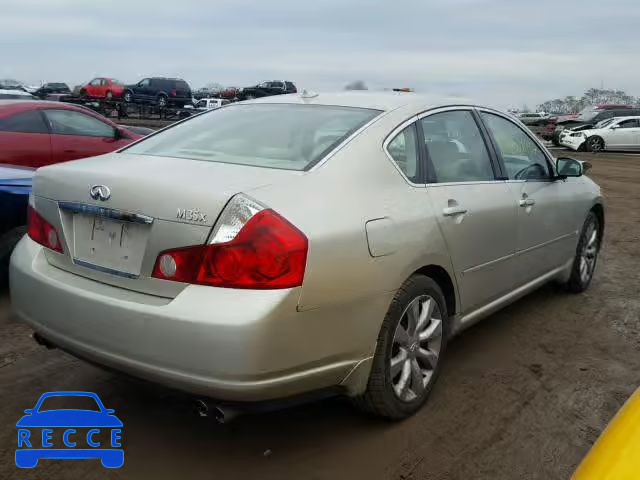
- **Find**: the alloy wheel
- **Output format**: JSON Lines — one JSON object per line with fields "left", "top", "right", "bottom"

{"left": 390, "top": 295, "right": 443, "bottom": 402}
{"left": 580, "top": 218, "right": 599, "bottom": 285}
{"left": 589, "top": 137, "right": 604, "bottom": 152}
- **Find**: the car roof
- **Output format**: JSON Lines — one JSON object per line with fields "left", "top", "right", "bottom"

{"left": 248, "top": 91, "right": 475, "bottom": 113}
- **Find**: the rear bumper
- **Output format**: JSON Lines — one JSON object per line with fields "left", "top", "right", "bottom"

{"left": 10, "top": 237, "right": 377, "bottom": 401}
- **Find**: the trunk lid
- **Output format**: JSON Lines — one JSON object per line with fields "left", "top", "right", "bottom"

{"left": 34, "top": 152, "right": 299, "bottom": 297}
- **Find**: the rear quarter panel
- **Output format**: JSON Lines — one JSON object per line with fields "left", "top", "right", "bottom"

{"left": 248, "top": 109, "right": 455, "bottom": 349}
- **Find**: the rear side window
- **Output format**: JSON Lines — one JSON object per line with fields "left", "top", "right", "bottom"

{"left": 617, "top": 119, "right": 640, "bottom": 128}
{"left": 481, "top": 112, "right": 550, "bottom": 180}
{"left": 176, "top": 81, "right": 190, "bottom": 91}
{"left": 45, "top": 109, "right": 115, "bottom": 137}
{"left": 387, "top": 124, "right": 419, "bottom": 182}
{"left": 421, "top": 110, "right": 495, "bottom": 183}
{"left": 124, "top": 104, "right": 380, "bottom": 171}
{"left": 0, "top": 110, "right": 48, "bottom": 133}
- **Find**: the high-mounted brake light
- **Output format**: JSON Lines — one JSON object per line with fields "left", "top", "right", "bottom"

{"left": 152, "top": 195, "right": 308, "bottom": 289}
{"left": 27, "top": 205, "right": 63, "bottom": 253}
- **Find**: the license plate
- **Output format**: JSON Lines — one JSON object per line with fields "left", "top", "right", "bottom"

{"left": 73, "top": 214, "right": 149, "bottom": 277}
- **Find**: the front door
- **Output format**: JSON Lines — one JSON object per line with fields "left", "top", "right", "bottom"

{"left": 479, "top": 111, "right": 578, "bottom": 286}
{"left": 44, "top": 109, "right": 119, "bottom": 164}
{"left": 420, "top": 109, "right": 517, "bottom": 313}
{"left": 606, "top": 118, "right": 640, "bottom": 150}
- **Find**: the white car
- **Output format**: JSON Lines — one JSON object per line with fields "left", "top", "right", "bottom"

{"left": 193, "top": 98, "right": 230, "bottom": 111}
{"left": 558, "top": 118, "right": 616, "bottom": 147}
{"left": 561, "top": 116, "right": 640, "bottom": 152}
{"left": 0, "top": 88, "right": 37, "bottom": 100}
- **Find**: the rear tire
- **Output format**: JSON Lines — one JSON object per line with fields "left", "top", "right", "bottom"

{"left": 352, "top": 275, "right": 449, "bottom": 420}
{"left": 0, "top": 226, "right": 27, "bottom": 289}
{"left": 565, "top": 211, "right": 601, "bottom": 293}
{"left": 106, "top": 90, "right": 113, "bottom": 100}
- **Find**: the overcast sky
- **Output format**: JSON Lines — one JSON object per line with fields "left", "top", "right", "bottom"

{"left": 2, "top": 0, "right": 638, "bottom": 109}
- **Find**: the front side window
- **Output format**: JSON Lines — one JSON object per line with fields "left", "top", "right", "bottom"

{"left": 616, "top": 119, "right": 640, "bottom": 129}
{"left": 124, "top": 104, "right": 380, "bottom": 171}
{"left": 45, "top": 109, "right": 115, "bottom": 137}
{"left": 139, "top": 79, "right": 150, "bottom": 87}
{"left": 421, "top": 110, "right": 495, "bottom": 183}
{"left": 89, "top": 78, "right": 101, "bottom": 86}
{"left": 481, "top": 112, "right": 551, "bottom": 180}
{"left": 387, "top": 124, "right": 419, "bottom": 182}
{"left": 0, "top": 110, "right": 48, "bottom": 133}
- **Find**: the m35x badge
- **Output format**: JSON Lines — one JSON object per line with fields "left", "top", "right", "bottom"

{"left": 176, "top": 208, "right": 207, "bottom": 223}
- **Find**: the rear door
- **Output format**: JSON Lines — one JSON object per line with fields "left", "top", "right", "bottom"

{"left": 606, "top": 118, "right": 640, "bottom": 149}
{"left": 0, "top": 109, "right": 52, "bottom": 167}
{"left": 419, "top": 108, "right": 517, "bottom": 313}
{"left": 43, "top": 109, "right": 120, "bottom": 163}
{"left": 479, "top": 110, "right": 579, "bottom": 286}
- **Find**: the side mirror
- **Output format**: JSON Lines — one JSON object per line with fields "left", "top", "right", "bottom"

{"left": 114, "top": 127, "right": 128, "bottom": 140}
{"left": 105, "top": 409, "right": 115, "bottom": 414}
{"left": 24, "top": 409, "right": 34, "bottom": 414}
{"left": 556, "top": 157, "right": 588, "bottom": 178}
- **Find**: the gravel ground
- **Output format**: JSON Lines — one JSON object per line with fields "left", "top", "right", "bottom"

{"left": 0, "top": 151, "right": 638, "bottom": 479}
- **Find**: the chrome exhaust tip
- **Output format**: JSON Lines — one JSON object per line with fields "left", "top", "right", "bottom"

{"left": 194, "top": 400, "right": 238, "bottom": 424}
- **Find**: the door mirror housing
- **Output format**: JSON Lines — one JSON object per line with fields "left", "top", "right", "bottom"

{"left": 114, "top": 127, "right": 129, "bottom": 140}
{"left": 556, "top": 157, "right": 590, "bottom": 178}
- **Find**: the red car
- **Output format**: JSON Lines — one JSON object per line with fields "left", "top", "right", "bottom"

{"left": 0, "top": 101, "right": 142, "bottom": 168}
{"left": 79, "top": 78, "right": 125, "bottom": 100}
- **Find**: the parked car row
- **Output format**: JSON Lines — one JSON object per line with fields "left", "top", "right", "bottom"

{"left": 15, "top": 76, "right": 299, "bottom": 109}
{"left": 552, "top": 104, "right": 639, "bottom": 146}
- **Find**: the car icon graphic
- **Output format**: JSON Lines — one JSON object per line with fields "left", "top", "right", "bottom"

{"left": 16, "top": 391, "right": 123, "bottom": 468}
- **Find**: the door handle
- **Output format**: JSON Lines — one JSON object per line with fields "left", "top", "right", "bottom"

{"left": 519, "top": 198, "right": 536, "bottom": 207}
{"left": 442, "top": 206, "right": 468, "bottom": 217}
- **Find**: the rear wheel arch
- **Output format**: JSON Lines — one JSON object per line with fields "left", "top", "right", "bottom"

{"left": 412, "top": 265, "right": 457, "bottom": 317}
{"left": 591, "top": 203, "right": 605, "bottom": 240}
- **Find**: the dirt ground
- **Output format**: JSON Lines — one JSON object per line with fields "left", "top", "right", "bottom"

{"left": 1, "top": 150, "right": 638, "bottom": 480}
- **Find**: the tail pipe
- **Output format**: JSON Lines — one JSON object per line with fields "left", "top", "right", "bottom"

{"left": 195, "top": 399, "right": 239, "bottom": 424}
{"left": 32, "top": 332, "right": 56, "bottom": 349}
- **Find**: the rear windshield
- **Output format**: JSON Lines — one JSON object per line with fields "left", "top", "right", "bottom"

{"left": 124, "top": 104, "right": 381, "bottom": 170}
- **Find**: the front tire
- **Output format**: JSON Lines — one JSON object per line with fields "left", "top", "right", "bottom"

{"left": 353, "top": 275, "right": 449, "bottom": 420}
{"left": 565, "top": 211, "right": 601, "bottom": 293}
{"left": 587, "top": 136, "right": 605, "bottom": 153}
{"left": 157, "top": 94, "right": 168, "bottom": 108}
{"left": 123, "top": 90, "right": 133, "bottom": 103}
{"left": 106, "top": 90, "right": 113, "bottom": 100}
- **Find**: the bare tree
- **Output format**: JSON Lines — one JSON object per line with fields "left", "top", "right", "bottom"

{"left": 344, "top": 80, "right": 368, "bottom": 91}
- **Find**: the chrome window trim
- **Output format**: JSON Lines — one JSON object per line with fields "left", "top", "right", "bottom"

{"left": 382, "top": 115, "right": 425, "bottom": 187}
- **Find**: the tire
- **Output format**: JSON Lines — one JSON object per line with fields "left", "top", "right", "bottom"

{"left": 0, "top": 226, "right": 27, "bottom": 289}
{"left": 565, "top": 211, "right": 601, "bottom": 293}
{"left": 157, "top": 94, "right": 168, "bottom": 108}
{"left": 352, "top": 275, "right": 449, "bottom": 420}
{"left": 106, "top": 90, "right": 113, "bottom": 100}
{"left": 586, "top": 136, "right": 605, "bottom": 153}
{"left": 123, "top": 90, "right": 133, "bottom": 103}
{"left": 79, "top": 89, "right": 88, "bottom": 98}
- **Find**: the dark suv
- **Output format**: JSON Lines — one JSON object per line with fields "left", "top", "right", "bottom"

{"left": 33, "top": 83, "right": 71, "bottom": 99}
{"left": 123, "top": 77, "right": 192, "bottom": 108}
{"left": 553, "top": 105, "right": 640, "bottom": 145}
{"left": 236, "top": 81, "right": 296, "bottom": 101}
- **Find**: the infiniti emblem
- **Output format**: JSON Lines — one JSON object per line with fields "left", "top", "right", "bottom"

{"left": 90, "top": 185, "right": 111, "bottom": 201}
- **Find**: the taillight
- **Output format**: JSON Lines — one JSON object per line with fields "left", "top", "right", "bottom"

{"left": 152, "top": 195, "right": 307, "bottom": 289}
{"left": 27, "top": 205, "right": 63, "bottom": 253}
{"left": 170, "top": 89, "right": 177, "bottom": 97}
